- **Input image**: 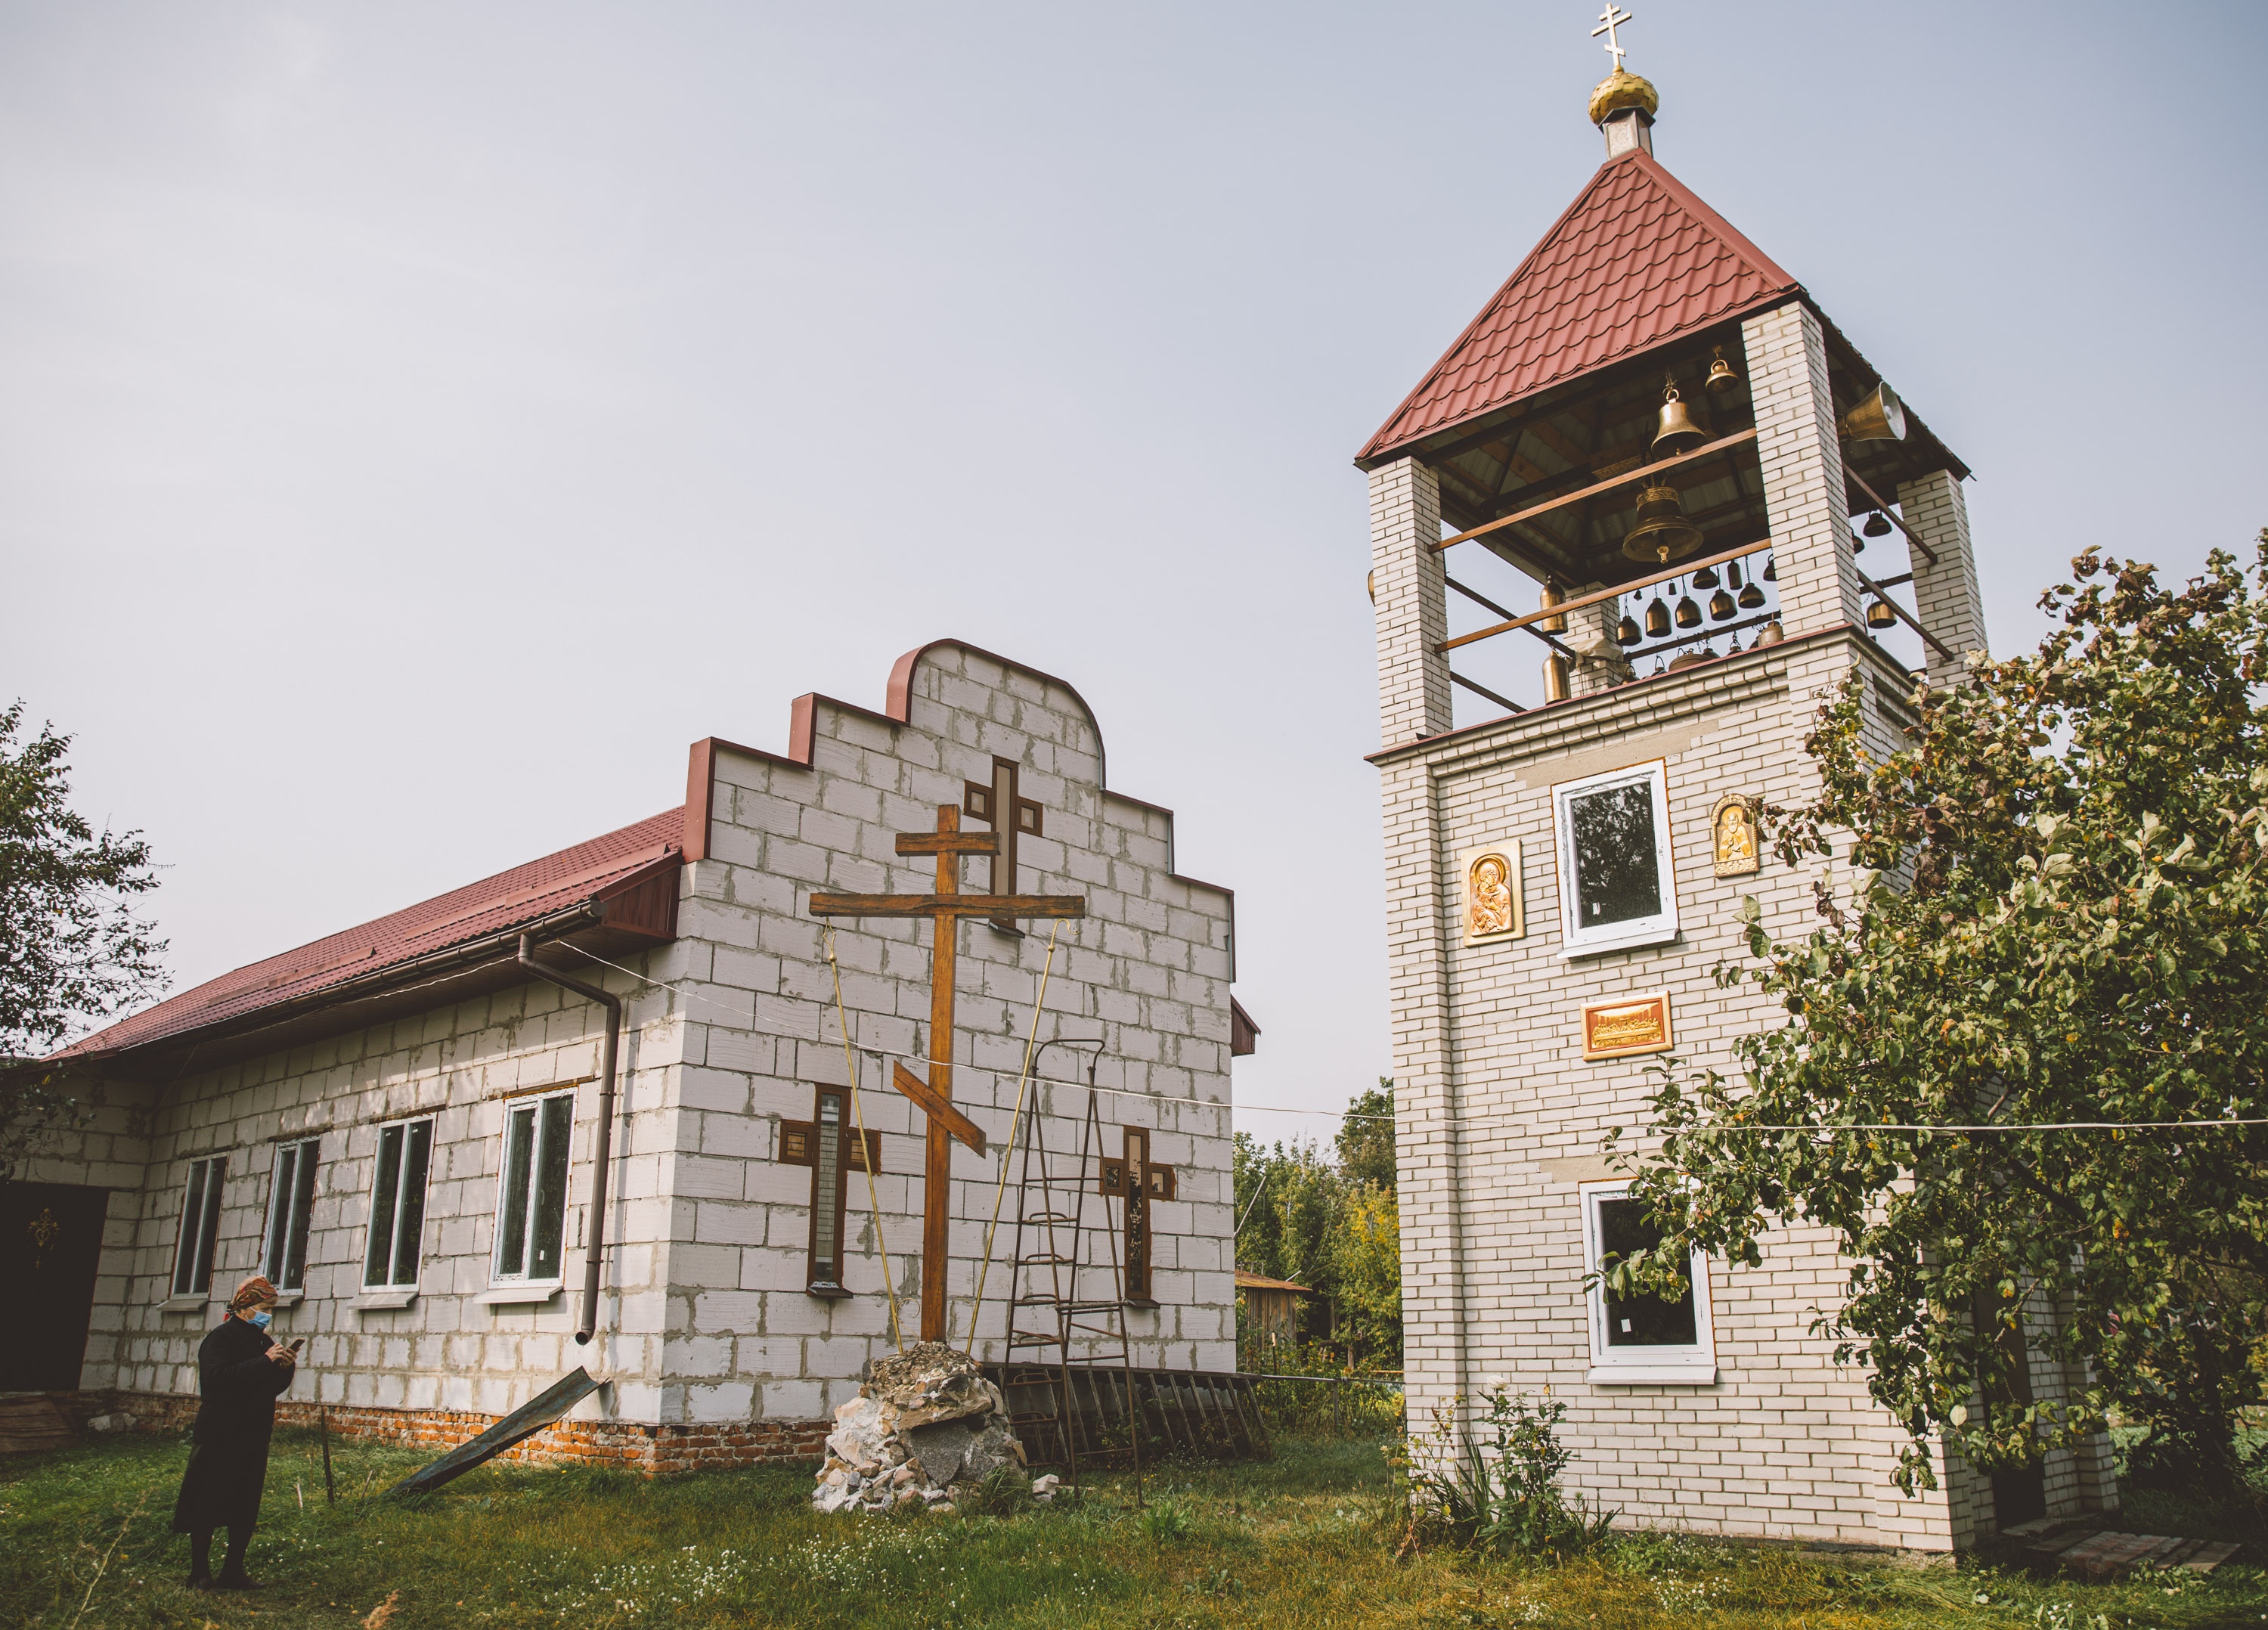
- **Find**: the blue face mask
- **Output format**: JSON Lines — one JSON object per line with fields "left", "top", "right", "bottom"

{"left": 250, "top": 1310, "right": 273, "bottom": 1331}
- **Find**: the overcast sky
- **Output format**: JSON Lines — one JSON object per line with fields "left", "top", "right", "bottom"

{"left": 5, "top": 2, "right": 2263, "bottom": 1148}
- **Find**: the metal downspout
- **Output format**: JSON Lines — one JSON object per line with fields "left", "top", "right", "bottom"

{"left": 517, "top": 934, "right": 621, "bottom": 1346}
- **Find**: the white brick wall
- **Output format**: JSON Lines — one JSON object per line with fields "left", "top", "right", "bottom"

{"left": 30, "top": 643, "right": 1239, "bottom": 1430}
{"left": 1743, "top": 302, "right": 1867, "bottom": 638}
{"left": 1371, "top": 457, "right": 1454, "bottom": 748}
{"left": 1898, "top": 468, "right": 1988, "bottom": 688}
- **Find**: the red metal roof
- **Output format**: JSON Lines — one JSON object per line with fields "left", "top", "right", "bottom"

{"left": 1358, "top": 150, "right": 1799, "bottom": 465}
{"left": 64, "top": 810, "right": 683, "bottom": 1062}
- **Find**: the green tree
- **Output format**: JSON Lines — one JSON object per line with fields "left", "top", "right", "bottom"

{"left": 1335, "top": 1079, "right": 1396, "bottom": 1191}
{"left": 1, "top": 703, "right": 166, "bottom": 1177}
{"left": 1234, "top": 1081, "right": 1402, "bottom": 1367}
{"left": 1610, "top": 541, "right": 2268, "bottom": 1504}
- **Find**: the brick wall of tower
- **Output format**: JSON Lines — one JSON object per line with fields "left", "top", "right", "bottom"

{"left": 1743, "top": 302, "right": 1867, "bottom": 638}
{"left": 1898, "top": 469, "right": 1988, "bottom": 688}
{"left": 1371, "top": 458, "right": 1454, "bottom": 747}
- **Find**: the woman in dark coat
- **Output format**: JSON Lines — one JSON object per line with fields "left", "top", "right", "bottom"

{"left": 172, "top": 1275, "right": 296, "bottom": 1590}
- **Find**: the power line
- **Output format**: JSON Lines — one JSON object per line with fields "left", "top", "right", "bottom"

{"left": 556, "top": 944, "right": 2266, "bottom": 1138}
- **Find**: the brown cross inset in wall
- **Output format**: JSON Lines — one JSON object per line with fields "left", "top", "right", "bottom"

{"left": 965, "top": 756, "right": 1044, "bottom": 933}
{"left": 809, "top": 804, "right": 1086, "bottom": 1342}
{"left": 1098, "top": 1126, "right": 1176, "bottom": 1306}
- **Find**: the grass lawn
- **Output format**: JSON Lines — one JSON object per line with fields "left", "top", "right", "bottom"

{"left": 3, "top": 1427, "right": 2263, "bottom": 1630}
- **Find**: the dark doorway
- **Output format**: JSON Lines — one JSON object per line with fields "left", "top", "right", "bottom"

{"left": 0, "top": 1182, "right": 110, "bottom": 1390}
{"left": 1972, "top": 1287, "right": 2049, "bottom": 1529}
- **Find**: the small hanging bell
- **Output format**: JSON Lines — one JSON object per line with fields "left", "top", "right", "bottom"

{"left": 1864, "top": 510, "right": 1895, "bottom": 538}
{"left": 1543, "top": 653, "right": 1572, "bottom": 704}
{"left": 1538, "top": 581, "right": 1568, "bottom": 634}
{"left": 1616, "top": 612, "right": 1641, "bottom": 646}
{"left": 1737, "top": 579, "right": 1767, "bottom": 610}
{"left": 1724, "top": 633, "right": 1743, "bottom": 654}
{"left": 1726, "top": 561, "right": 1744, "bottom": 590}
{"left": 1761, "top": 554, "right": 1777, "bottom": 582}
{"left": 1705, "top": 346, "right": 1740, "bottom": 395}
{"left": 1755, "top": 618, "right": 1785, "bottom": 646}
{"left": 1644, "top": 595, "right": 1671, "bottom": 639}
{"left": 1709, "top": 587, "right": 1737, "bottom": 621}
{"left": 1652, "top": 655, "right": 1667, "bottom": 674}
{"left": 1867, "top": 597, "right": 1899, "bottom": 630}
{"left": 1691, "top": 563, "right": 1719, "bottom": 589}
{"left": 1650, "top": 375, "right": 1708, "bottom": 457}
{"left": 1674, "top": 592, "right": 1702, "bottom": 630}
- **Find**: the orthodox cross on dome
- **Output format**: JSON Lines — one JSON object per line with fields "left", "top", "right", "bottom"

{"left": 809, "top": 804, "right": 1085, "bottom": 1342}
{"left": 1591, "top": 3, "right": 1634, "bottom": 70}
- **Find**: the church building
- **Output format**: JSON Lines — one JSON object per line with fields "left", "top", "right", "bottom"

{"left": 1364, "top": 54, "right": 2112, "bottom": 1549}
{"left": 19, "top": 640, "right": 1250, "bottom": 1469}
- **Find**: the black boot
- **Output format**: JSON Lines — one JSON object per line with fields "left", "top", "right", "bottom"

{"left": 214, "top": 1526, "right": 259, "bottom": 1590}
{"left": 186, "top": 1529, "right": 214, "bottom": 1589}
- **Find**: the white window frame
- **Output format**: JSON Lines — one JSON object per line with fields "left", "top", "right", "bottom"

{"left": 1552, "top": 758, "right": 1678, "bottom": 957}
{"left": 489, "top": 1087, "right": 577, "bottom": 1294}
{"left": 262, "top": 1137, "right": 321, "bottom": 1295}
{"left": 170, "top": 1154, "right": 228, "bottom": 1300}
{"left": 362, "top": 1116, "right": 434, "bottom": 1293}
{"left": 1580, "top": 1180, "right": 1717, "bottom": 1384}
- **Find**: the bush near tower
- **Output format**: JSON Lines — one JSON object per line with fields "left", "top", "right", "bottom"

{"left": 1611, "top": 535, "right": 2268, "bottom": 1507}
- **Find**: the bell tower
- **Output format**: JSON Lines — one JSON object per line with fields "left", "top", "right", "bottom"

{"left": 1360, "top": 30, "right": 2051, "bottom": 1554}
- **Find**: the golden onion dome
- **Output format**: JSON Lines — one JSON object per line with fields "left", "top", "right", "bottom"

{"left": 1588, "top": 67, "right": 1658, "bottom": 126}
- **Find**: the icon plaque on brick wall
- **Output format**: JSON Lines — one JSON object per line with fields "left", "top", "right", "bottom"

{"left": 1709, "top": 794, "right": 1762, "bottom": 878}
{"left": 1582, "top": 991, "right": 1673, "bottom": 1061}
{"left": 1458, "top": 841, "right": 1525, "bottom": 945}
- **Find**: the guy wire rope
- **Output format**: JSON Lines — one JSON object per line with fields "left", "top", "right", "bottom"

{"left": 824, "top": 926, "right": 903, "bottom": 1352}
{"left": 965, "top": 920, "right": 1064, "bottom": 1356}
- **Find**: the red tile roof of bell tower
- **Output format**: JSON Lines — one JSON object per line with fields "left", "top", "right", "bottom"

{"left": 1357, "top": 149, "right": 1800, "bottom": 465}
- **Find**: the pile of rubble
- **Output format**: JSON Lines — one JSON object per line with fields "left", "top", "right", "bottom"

{"left": 813, "top": 1342, "right": 1026, "bottom": 1514}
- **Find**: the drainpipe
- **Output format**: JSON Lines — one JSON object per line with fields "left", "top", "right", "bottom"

{"left": 517, "top": 934, "right": 621, "bottom": 1346}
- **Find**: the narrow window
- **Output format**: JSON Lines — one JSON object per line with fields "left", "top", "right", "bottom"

{"left": 1553, "top": 760, "right": 1678, "bottom": 956}
{"left": 494, "top": 1089, "right": 575, "bottom": 1283}
{"left": 780, "top": 1086, "right": 877, "bottom": 1298}
{"left": 171, "top": 1155, "right": 228, "bottom": 1297}
{"left": 1581, "top": 1182, "right": 1715, "bottom": 1383}
{"left": 363, "top": 1117, "right": 433, "bottom": 1288}
{"left": 262, "top": 1139, "right": 321, "bottom": 1291}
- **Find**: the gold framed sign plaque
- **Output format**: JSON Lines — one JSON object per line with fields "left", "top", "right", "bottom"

{"left": 1709, "top": 793, "right": 1762, "bottom": 878}
{"left": 1458, "top": 840, "right": 1525, "bottom": 946}
{"left": 1582, "top": 991, "right": 1673, "bottom": 1061}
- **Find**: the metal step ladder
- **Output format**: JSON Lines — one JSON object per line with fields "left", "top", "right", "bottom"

{"left": 994, "top": 1039, "right": 1140, "bottom": 1491}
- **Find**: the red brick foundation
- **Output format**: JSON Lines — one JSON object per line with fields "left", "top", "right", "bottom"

{"left": 61, "top": 1390, "right": 829, "bottom": 1477}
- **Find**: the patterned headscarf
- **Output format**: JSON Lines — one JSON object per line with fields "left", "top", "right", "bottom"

{"left": 229, "top": 1275, "right": 277, "bottom": 1312}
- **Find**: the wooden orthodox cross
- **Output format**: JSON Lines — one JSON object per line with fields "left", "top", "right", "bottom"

{"left": 809, "top": 804, "right": 1085, "bottom": 1341}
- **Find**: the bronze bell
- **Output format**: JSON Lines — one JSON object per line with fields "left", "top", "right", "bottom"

{"left": 1691, "top": 563, "right": 1718, "bottom": 589}
{"left": 1538, "top": 581, "right": 1567, "bottom": 634}
{"left": 1864, "top": 510, "right": 1895, "bottom": 538}
{"left": 1543, "top": 654, "right": 1571, "bottom": 704}
{"left": 1705, "top": 346, "right": 1740, "bottom": 394}
{"left": 1737, "top": 579, "right": 1766, "bottom": 610}
{"left": 1839, "top": 382, "right": 1907, "bottom": 444}
{"left": 1867, "top": 597, "right": 1899, "bottom": 630}
{"left": 1651, "top": 377, "right": 1708, "bottom": 457}
{"left": 1643, "top": 595, "right": 1671, "bottom": 639}
{"left": 1761, "top": 554, "right": 1777, "bottom": 581}
{"left": 1674, "top": 591, "right": 1702, "bottom": 630}
{"left": 1709, "top": 587, "right": 1737, "bottom": 621}
{"left": 1755, "top": 618, "right": 1785, "bottom": 646}
{"left": 1616, "top": 610, "right": 1641, "bottom": 646}
{"left": 1622, "top": 483, "right": 1703, "bottom": 563}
